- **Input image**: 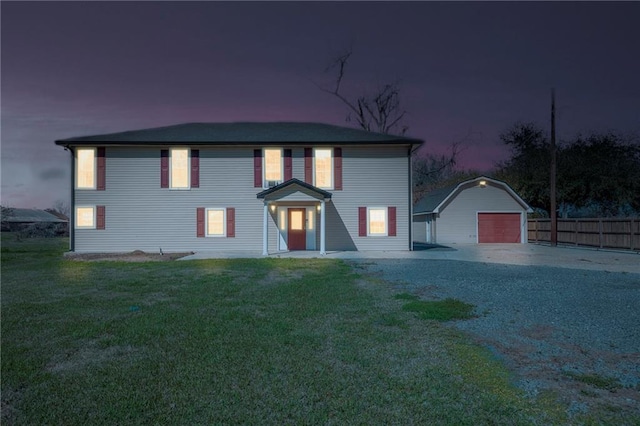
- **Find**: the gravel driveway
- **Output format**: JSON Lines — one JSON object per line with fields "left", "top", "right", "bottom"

{"left": 356, "top": 258, "right": 640, "bottom": 416}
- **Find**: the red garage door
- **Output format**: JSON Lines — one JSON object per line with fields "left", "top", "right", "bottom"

{"left": 478, "top": 213, "right": 521, "bottom": 243}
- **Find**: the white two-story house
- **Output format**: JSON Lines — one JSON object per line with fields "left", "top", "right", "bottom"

{"left": 55, "top": 122, "right": 423, "bottom": 254}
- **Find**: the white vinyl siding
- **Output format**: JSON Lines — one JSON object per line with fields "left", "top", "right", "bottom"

{"left": 73, "top": 145, "right": 410, "bottom": 252}
{"left": 170, "top": 148, "right": 190, "bottom": 189}
{"left": 76, "top": 148, "right": 96, "bottom": 189}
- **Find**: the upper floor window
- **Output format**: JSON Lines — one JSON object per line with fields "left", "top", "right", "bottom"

{"left": 314, "top": 148, "right": 333, "bottom": 189}
{"left": 171, "top": 148, "right": 190, "bottom": 189}
{"left": 76, "top": 148, "right": 96, "bottom": 189}
{"left": 264, "top": 148, "right": 283, "bottom": 187}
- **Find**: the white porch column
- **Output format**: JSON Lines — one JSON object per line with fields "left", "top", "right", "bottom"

{"left": 262, "top": 202, "right": 269, "bottom": 256}
{"left": 320, "top": 199, "right": 326, "bottom": 255}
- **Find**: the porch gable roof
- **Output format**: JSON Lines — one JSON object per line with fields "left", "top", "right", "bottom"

{"left": 256, "top": 178, "right": 332, "bottom": 202}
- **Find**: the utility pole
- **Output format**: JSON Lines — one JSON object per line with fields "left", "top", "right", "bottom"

{"left": 550, "top": 89, "right": 557, "bottom": 246}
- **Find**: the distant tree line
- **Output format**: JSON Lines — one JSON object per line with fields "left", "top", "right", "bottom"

{"left": 494, "top": 123, "right": 640, "bottom": 218}
{"left": 412, "top": 123, "right": 640, "bottom": 218}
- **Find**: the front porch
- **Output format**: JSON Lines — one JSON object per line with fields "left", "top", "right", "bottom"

{"left": 256, "top": 178, "right": 332, "bottom": 255}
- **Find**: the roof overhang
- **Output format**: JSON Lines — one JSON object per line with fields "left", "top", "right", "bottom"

{"left": 256, "top": 178, "right": 332, "bottom": 202}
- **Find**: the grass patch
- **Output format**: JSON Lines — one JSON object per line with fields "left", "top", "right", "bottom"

{"left": 401, "top": 297, "right": 475, "bottom": 321}
{"left": 0, "top": 235, "right": 576, "bottom": 424}
{"left": 565, "top": 372, "right": 622, "bottom": 391}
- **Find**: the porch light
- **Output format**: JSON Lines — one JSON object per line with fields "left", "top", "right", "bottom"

{"left": 479, "top": 180, "right": 487, "bottom": 188}
{"left": 316, "top": 204, "right": 321, "bottom": 212}
{"left": 270, "top": 204, "right": 276, "bottom": 212}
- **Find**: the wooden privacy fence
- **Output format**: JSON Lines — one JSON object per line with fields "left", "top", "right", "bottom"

{"left": 528, "top": 218, "right": 640, "bottom": 251}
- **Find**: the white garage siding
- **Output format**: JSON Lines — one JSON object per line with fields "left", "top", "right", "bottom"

{"left": 432, "top": 184, "right": 527, "bottom": 244}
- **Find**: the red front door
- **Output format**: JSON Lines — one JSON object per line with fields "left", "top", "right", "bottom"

{"left": 288, "top": 208, "right": 306, "bottom": 250}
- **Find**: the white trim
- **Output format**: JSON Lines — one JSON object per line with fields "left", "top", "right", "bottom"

{"left": 75, "top": 205, "right": 96, "bottom": 229}
{"left": 313, "top": 147, "right": 333, "bottom": 190}
{"left": 205, "top": 208, "right": 226, "bottom": 237}
{"left": 367, "top": 207, "right": 388, "bottom": 236}
{"left": 320, "top": 200, "right": 326, "bottom": 254}
{"left": 262, "top": 203, "right": 269, "bottom": 255}
{"left": 75, "top": 147, "right": 97, "bottom": 190}
{"left": 169, "top": 147, "right": 191, "bottom": 190}
{"left": 262, "top": 147, "right": 283, "bottom": 188}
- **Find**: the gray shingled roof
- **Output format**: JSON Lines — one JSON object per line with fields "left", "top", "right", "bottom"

{"left": 256, "top": 178, "right": 332, "bottom": 199}
{"left": 55, "top": 122, "right": 423, "bottom": 146}
{"left": 3, "top": 209, "right": 67, "bottom": 223}
{"left": 413, "top": 184, "right": 459, "bottom": 214}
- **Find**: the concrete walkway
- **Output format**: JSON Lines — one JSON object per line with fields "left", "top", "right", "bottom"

{"left": 181, "top": 243, "right": 640, "bottom": 274}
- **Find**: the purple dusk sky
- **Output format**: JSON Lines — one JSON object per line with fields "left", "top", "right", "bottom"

{"left": 2, "top": 1, "right": 639, "bottom": 209}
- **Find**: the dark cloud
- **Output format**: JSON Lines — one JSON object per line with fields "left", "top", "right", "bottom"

{"left": 39, "top": 168, "right": 66, "bottom": 181}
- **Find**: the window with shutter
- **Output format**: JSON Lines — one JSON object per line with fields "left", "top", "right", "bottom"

{"left": 76, "top": 148, "right": 96, "bottom": 189}
{"left": 191, "top": 149, "right": 199, "bottom": 188}
{"left": 226, "top": 207, "right": 235, "bottom": 238}
{"left": 284, "top": 149, "right": 292, "bottom": 181}
{"left": 96, "top": 206, "right": 106, "bottom": 230}
{"left": 254, "top": 149, "right": 262, "bottom": 188}
{"left": 334, "top": 147, "right": 342, "bottom": 190}
{"left": 97, "top": 148, "right": 106, "bottom": 191}
{"left": 304, "top": 148, "right": 312, "bottom": 184}
{"left": 160, "top": 150, "right": 169, "bottom": 188}
{"left": 196, "top": 208, "right": 205, "bottom": 238}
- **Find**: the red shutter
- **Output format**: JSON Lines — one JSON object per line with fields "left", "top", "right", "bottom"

{"left": 334, "top": 147, "right": 342, "bottom": 190}
{"left": 196, "top": 207, "right": 205, "bottom": 237}
{"left": 358, "top": 207, "right": 367, "bottom": 237}
{"left": 284, "top": 149, "right": 292, "bottom": 181}
{"left": 226, "top": 207, "right": 235, "bottom": 237}
{"left": 96, "top": 205, "right": 105, "bottom": 230}
{"left": 191, "top": 149, "right": 199, "bottom": 188}
{"left": 388, "top": 206, "right": 397, "bottom": 237}
{"left": 304, "top": 148, "right": 313, "bottom": 184}
{"left": 254, "top": 149, "right": 262, "bottom": 188}
{"left": 97, "top": 147, "right": 106, "bottom": 191}
{"left": 160, "top": 150, "right": 169, "bottom": 188}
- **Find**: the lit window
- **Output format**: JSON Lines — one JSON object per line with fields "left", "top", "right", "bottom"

{"left": 307, "top": 209, "right": 314, "bottom": 230}
{"left": 206, "top": 209, "right": 225, "bottom": 236}
{"left": 264, "top": 148, "right": 282, "bottom": 186}
{"left": 279, "top": 209, "right": 286, "bottom": 231}
{"left": 76, "top": 207, "right": 95, "bottom": 228}
{"left": 368, "top": 208, "right": 387, "bottom": 236}
{"left": 314, "top": 148, "right": 332, "bottom": 189}
{"left": 76, "top": 148, "right": 96, "bottom": 189}
{"left": 171, "top": 148, "right": 189, "bottom": 189}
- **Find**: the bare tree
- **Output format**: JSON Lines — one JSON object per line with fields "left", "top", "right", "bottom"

{"left": 316, "top": 48, "right": 408, "bottom": 135}
{"left": 45, "top": 199, "right": 70, "bottom": 219}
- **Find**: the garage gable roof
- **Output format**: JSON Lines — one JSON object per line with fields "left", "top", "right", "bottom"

{"left": 414, "top": 176, "right": 533, "bottom": 215}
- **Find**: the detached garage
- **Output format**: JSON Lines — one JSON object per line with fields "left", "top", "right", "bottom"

{"left": 413, "top": 176, "right": 532, "bottom": 244}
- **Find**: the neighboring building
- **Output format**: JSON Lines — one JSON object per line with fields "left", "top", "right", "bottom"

{"left": 1, "top": 208, "right": 68, "bottom": 234}
{"left": 413, "top": 176, "right": 532, "bottom": 244}
{"left": 55, "top": 122, "right": 422, "bottom": 253}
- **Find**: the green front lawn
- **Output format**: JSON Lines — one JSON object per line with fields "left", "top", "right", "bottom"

{"left": 1, "top": 236, "right": 567, "bottom": 425}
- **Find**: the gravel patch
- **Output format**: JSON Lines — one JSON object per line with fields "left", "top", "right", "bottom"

{"left": 355, "top": 258, "right": 640, "bottom": 415}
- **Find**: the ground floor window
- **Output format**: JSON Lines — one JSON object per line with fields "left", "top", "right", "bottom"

{"left": 368, "top": 207, "right": 387, "bottom": 236}
{"left": 206, "top": 208, "right": 226, "bottom": 236}
{"left": 76, "top": 206, "right": 95, "bottom": 228}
